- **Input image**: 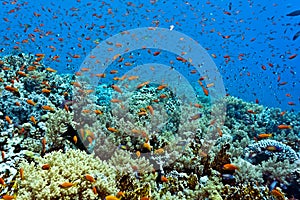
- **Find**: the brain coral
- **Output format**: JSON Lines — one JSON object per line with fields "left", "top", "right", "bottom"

{"left": 15, "top": 149, "right": 118, "bottom": 200}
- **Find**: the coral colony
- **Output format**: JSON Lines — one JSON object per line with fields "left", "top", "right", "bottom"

{"left": 0, "top": 53, "right": 299, "bottom": 200}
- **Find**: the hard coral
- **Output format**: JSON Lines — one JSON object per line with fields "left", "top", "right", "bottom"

{"left": 243, "top": 139, "right": 299, "bottom": 164}
{"left": 16, "top": 149, "right": 118, "bottom": 200}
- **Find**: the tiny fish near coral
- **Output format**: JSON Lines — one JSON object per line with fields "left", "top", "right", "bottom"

{"left": 85, "top": 174, "right": 95, "bottom": 182}
{"left": 222, "top": 163, "right": 239, "bottom": 171}
{"left": 59, "top": 182, "right": 75, "bottom": 188}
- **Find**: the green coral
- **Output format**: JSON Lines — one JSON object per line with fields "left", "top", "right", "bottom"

{"left": 220, "top": 183, "right": 270, "bottom": 200}
{"left": 15, "top": 149, "right": 118, "bottom": 200}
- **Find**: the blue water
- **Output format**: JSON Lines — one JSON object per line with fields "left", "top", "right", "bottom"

{"left": 1, "top": 0, "right": 299, "bottom": 111}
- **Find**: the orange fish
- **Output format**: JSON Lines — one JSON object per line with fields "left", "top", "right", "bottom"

{"left": 92, "top": 186, "right": 97, "bottom": 194}
{"left": 17, "top": 71, "right": 27, "bottom": 77}
{"left": 42, "top": 88, "right": 51, "bottom": 93}
{"left": 137, "top": 81, "right": 150, "bottom": 89}
{"left": 257, "top": 133, "right": 272, "bottom": 139}
{"left": 247, "top": 110, "right": 257, "bottom": 114}
{"left": 1, "top": 151, "right": 4, "bottom": 161}
{"left": 157, "top": 84, "right": 167, "bottom": 90}
{"left": 278, "top": 124, "right": 292, "bottom": 129}
{"left": 201, "top": 86, "right": 209, "bottom": 96}
{"left": 217, "top": 127, "right": 222, "bottom": 137}
{"left": 190, "top": 69, "right": 197, "bottom": 74}
{"left": 95, "top": 73, "right": 106, "bottom": 78}
{"left": 30, "top": 116, "right": 37, "bottom": 125}
{"left": 64, "top": 104, "right": 70, "bottom": 112}
{"left": 206, "top": 83, "right": 214, "bottom": 88}
{"left": 94, "top": 110, "right": 103, "bottom": 115}
{"left": 159, "top": 94, "right": 167, "bottom": 98}
{"left": 1, "top": 195, "right": 15, "bottom": 200}
{"left": 35, "top": 57, "right": 43, "bottom": 62}
{"left": 288, "top": 102, "right": 295, "bottom": 106}
{"left": 140, "top": 197, "right": 150, "bottom": 200}
{"left": 280, "top": 111, "right": 286, "bottom": 116}
{"left": 84, "top": 90, "right": 94, "bottom": 94}
{"left": 194, "top": 103, "right": 203, "bottom": 108}
{"left": 136, "top": 151, "right": 141, "bottom": 158}
{"left": 111, "top": 85, "right": 122, "bottom": 93}
{"left": 105, "top": 196, "right": 119, "bottom": 200}
{"left": 161, "top": 176, "right": 168, "bottom": 182}
{"left": 35, "top": 53, "right": 45, "bottom": 57}
{"left": 138, "top": 111, "right": 147, "bottom": 116}
{"left": 147, "top": 105, "right": 154, "bottom": 115}
{"left": 5, "top": 116, "right": 12, "bottom": 124}
{"left": 110, "top": 99, "right": 122, "bottom": 103}
{"left": 41, "top": 137, "right": 46, "bottom": 154}
{"left": 265, "top": 146, "right": 282, "bottom": 152}
{"left": 42, "top": 105, "right": 55, "bottom": 111}
{"left": 0, "top": 177, "right": 5, "bottom": 185}
{"left": 142, "top": 142, "right": 152, "bottom": 151}
{"left": 153, "top": 51, "right": 161, "bottom": 56}
{"left": 72, "top": 82, "right": 81, "bottom": 88}
{"left": 72, "top": 54, "right": 81, "bottom": 58}
{"left": 288, "top": 54, "right": 297, "bottom": 59}
{"left": 87, "top": 136, "right": 93, "bottom": 144}
{"left": 222, "top": 163, "right": 239, "bottom": 171}
{"left": 42, "top": 164, "right": 50, "bottom": 170}
{"left": 27, "top": 66, "right": 37, "bottom": 71}
{"left": 45, "top": 67, "right": 57, "bottom": 73}
{"left": 154, "top": 148, "right": 164, "bottom": 155}
{"left": 4, "top": 85, "right": 18, "bottom": 93}
{"left": 26, "top": 99, "right": 37, "bottom": 106}
{"left": 189, "top": 113, "right": 202, "bottom": 121}
{"left": 110, "top": 70, "right": 118, "bottom": 74}
{"left": 73, "top": 136, "right": 77, "bottom": 144}
{"left": 128, "top": 75, "right": 139, "bottom": 81}
{"left": 85, "top": 174, "right": 96, "bottom": 182}
{"left": 81, "top": 67, "right": 90, "bottom": 72}
{"left": 59, "top": 182, "right": 75, "bottom": 188}
{"left": 271, "top": 188, "right": 285, "bottom": 199}
{"left": 2, "top": 67, "right": 11, "bottom": 70}
{"left": 20, "top": 167, "right": 24, "bottom": 180}
{"left": 176, "top": 56, "right": 187, "bottom": 62}
{"left": 82, "top": 110, "right": 91, "bottom": 114}
{"left": 107, "top": 127, "right": 118, "bottom": 132}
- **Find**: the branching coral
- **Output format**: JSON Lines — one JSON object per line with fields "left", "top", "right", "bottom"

{"left": 44, "top": 109, "right": 75, "bottom": 153}
{"left": 16, "top": 149, "right": 118, "bottom": 200}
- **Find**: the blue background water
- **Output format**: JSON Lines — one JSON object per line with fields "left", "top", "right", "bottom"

{"left": 1, "top": 0, "right": 299, "bottom": 111}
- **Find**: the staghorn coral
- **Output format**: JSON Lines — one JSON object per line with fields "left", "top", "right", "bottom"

{"left": 16, "top": 149, "right": 118, "bottom": 200}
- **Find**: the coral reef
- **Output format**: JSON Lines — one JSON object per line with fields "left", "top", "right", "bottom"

{"left": 1, "top": 54, "right": 299, "bottom": 200}
{"left": 16, "top": 149, "right": 118, "bottom": 200}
